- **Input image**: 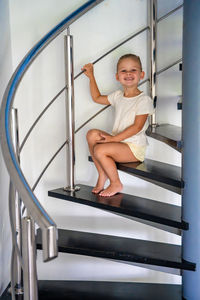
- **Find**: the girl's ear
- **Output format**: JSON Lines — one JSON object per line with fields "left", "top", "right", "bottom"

{"left": 140, "top": 71, "right": 145, "bottom": 79}
{"left": 116, "top": 73, "right": 119, "bottom": 81}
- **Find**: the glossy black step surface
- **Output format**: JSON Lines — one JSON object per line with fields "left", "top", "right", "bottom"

{"left": 48, "top": 184, "right": 188, "bottom": 230}
{"left": 0, "top": 281, "right": 182, "bottom": 300}
{"left": 146, "top": 124, "right": 182, "bottom": 152}
{"left": 36, "top": 228, "right": 195, "bottom": 271}
{"left": 89, "top": 156, "right": 182, "bottom": 194}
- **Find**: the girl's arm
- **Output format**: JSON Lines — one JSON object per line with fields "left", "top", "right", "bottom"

{"left": 82, "top": 63, "right": 110, "bottom": 105}
{"left": 99, "top": 114, "right": 148, "bottom": 143}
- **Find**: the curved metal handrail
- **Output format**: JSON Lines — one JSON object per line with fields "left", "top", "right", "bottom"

{"left": 0, "top": 0, "right": 104, "bottom": 262}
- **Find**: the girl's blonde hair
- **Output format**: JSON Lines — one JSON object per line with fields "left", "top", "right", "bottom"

{"left": 117, "top": 54, "right": 142, "bottom": 71}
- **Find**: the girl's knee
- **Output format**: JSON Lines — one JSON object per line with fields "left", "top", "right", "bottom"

{"left": 93, "top": 144, "right": 105, "bottom": 159}
{"left": 86, "top": 129, "right": 101, "bottom": 143}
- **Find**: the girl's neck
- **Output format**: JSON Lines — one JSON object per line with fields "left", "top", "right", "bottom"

{"left": 123, "top": 87, "right": 142, "bottom": 98}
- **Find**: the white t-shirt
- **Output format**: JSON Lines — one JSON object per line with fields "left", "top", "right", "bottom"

{"left": 108, "top": 90, "right": 154, "bottom": 146}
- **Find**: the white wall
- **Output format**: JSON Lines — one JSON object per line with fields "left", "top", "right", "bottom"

{"left": 0, "top": 0, "right": 13, "bottom": 295}
{"left": 1, "top": 0, "right": 183, "bottom": 292}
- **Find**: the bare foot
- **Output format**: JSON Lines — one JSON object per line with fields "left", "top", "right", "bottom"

{"left": 92, "top": 174, "right": 108, "bottom": 194}
{"left": 99, "top": 182, "right": 123, "bottom": 197}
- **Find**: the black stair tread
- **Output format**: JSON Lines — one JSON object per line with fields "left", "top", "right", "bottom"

{"left": 48, "top": 184, "right": 188, "bottom": 230}
{"left": 36, "top": 228, "right": 195, "bottom": 271}
{"left": 89, "top": 156, "right": 182, "bottom": 193}
{"left": 117, "top": 159, "right": 182, "bottom": 189}
{"left": 38, "top": 280, "right": 182, "bottom": 300}
{"left": 146, "top": 124, "right": 182, "bottom": 152}
{"left": 1, "top": 281, "right": 182, "bottom": 300}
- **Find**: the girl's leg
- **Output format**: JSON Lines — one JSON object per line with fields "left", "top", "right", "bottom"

{"left": 93, "top": 142, "right": 139, "bottom": 196}
{"left": 86, "top": 129, "right": 111, "bottom": 193}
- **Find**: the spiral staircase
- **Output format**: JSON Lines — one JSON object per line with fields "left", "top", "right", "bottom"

{"left": 0, "top": 0, "right": 198, "bottom": 299}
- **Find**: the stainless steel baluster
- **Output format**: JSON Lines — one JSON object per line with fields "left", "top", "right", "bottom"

{"left": 149, "top": 0, "right": 157, "bottom": 127}
{"left": 22, "top": 217, "right": 38, "bottom": 300}
{"left": 64, "top": 28, "right": 80, "bottom": 192}
{"left": 10, "top": 108, "right": 23, "bottom": 296}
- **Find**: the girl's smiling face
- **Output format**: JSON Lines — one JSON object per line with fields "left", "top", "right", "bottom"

{"left": 116, "top": 58, "right": 145, "bottom": 88}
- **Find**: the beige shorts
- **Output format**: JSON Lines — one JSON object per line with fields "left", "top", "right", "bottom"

{"left": 124, "top": 142, "right": 146, "bottom": 162}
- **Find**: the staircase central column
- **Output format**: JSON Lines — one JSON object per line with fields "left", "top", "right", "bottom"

{"left": 182, "top": 1, "right": 200, "bottom": 299}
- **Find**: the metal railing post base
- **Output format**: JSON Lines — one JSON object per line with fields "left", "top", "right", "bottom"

{"left": 15, "top": 288, "right": 24, "bottom": 295}
{"left": 14, "top": 287, "right": 24, "bottom": 295}
{"left": 63, "top": 185, "right": 80, "bottom": 192}
{"left": 8, "top": 286, "right": 24, "bottom": 295}
{"left": 151, "top": 123, "right": 157, "bottom": 129}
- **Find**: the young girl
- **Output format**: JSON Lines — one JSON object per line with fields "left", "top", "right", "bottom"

{"left": 82, "top": 54, "right": 154, "bottom": 197}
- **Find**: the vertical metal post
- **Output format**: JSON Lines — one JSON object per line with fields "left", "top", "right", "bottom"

{"left": 22, "top": 217, "right": 38, "bottom": 300}
{"left": 149, "top": 0, "right": 157, "bottom": 127}
{"left": 10, "top": 108, "right": 23, "bottom": 295}
{"left": 64, "top": 28, "right": 80, "bottom": 192}
{"left": 182, "top": 1, "right": 200, "bottom": 299}
{"left": 11, "top": 108, "right": 20, "bottom": 162}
